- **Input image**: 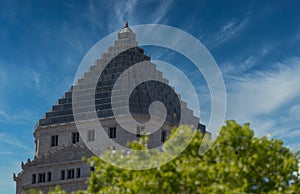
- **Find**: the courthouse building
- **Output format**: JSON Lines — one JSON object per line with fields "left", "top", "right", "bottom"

{"left": 13, "top": 23, "right": 206, "bottom": 193}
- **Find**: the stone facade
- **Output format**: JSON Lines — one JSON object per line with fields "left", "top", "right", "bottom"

{"left": 14, "top": 24, "right": 206, "bottom": 193}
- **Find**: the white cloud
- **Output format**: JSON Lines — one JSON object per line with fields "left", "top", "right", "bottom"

{"left": 286, "top": 142, "right": 300, "bottom": 152}
{"left": 294, "top": 31, "right": 300, "bottom": 43}
{"left": 0, "top": 69, "right": 7, "bottom": 83}
{"left": 107, "top": 0, "right": 139, "bottom": 31}
{"left": 227, "top": 57, "right": 300, "bottom": 119}
{"left": 0, "top": 109, "right": 6, "bottom": 117}
{"left": 225, "top": 57, "right": 300, "bottom": 150}
{"left": 0, "top": 133, "right": 30, "bottom": 150}
{"left": 289, "top": 104, "right": 300, "bottom": 116}
{"left": 151, "top": 0, "right": 173, "bottom": 24}
{"left": 0, "top": 109, "right": 7, "bottom": 122}
{"left": 0, "top": 107, "right": 38, "bottom": 124}
{"left": 116, "top": 0, "right": 138, "bottom": 23}
{"left": 31, "top": 72, "right": 40, "bottom": 86}
{"left": 221, "top": 44, "right": 273, "bottom": 76}
{"left": 205, "top": 17, "right": 249, "bottom": 47}
{"left": 221, "top": 55, "right": 255, "bottom": 75}
{"left": 0, "top": 161, "right": 20, "bottom": 194}
{"left": 106, "top": 0, "right": 173, "bottom": 32}
{"left": 0, "top": 150, "right": 12, "bottom": 155}
{"left": 0, "top": 61, "right": 8, "bottom": 100}
{"left": 279, "top": 127, "right": 300, "bottom": 139}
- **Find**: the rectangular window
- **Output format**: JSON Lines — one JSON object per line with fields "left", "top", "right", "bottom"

{"left": 109, "top": 127, "right": 116, "bottom": 138}
{"left": 32, "top": 174, "right": 36, "bottom": 184}
{"left": 161, "top": 130, "right": 167, "bottom": 142}
{"left": 34, "top": 139, "right": 38, "bottom": 153}
{"left": 38, "top": 173, "right": 45, "bottom": 183}
{"left": 72, "top": 132, "right": 80, "bottom": 144}
{"left": 76, "top": 168, "right": 81, "bottom": 178}
{"left": 90, "top": 166, "right": 95, "bottom": 172}
{"left": 87, "top": 130, "right": 95, "bottom": 142}
{"left": 61, "top": 170, "right": 65, "bottom": 180}
{"left": 172, "top": 112, "right": 177, "bottom": 119}
{"left": 67, "top": 169, "right": 75, "bottom": 179}
{"left": 136, "top": 126, "right": 145, "bottom": 137}
{"left": 51, "top": 135, "right": 58, "bottom": 147}
{"left": 47, "top": 172, "right": 51, "bottom": 182}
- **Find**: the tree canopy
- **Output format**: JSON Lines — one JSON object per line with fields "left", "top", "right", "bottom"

{"left": 28, "top": 120, "right": 300, "bottom": 194}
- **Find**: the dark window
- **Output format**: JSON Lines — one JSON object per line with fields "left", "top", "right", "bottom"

{"left": 90, "top": 166, "right": 95, "bottom": 172}
{"left": 34, "top": 139, "right": 38, "bottom": 153}
{"left": 38, "top": 173, "right": 45, "bottom": 183}
{"left": 67, "top": 169, "right": 75, "bottom": 179}
{"left": 136, "top": 126, "right": 144, "bottom": 137}
{"left": 161, "top": 130, "right": 167, "bottom": 142}
{"left": 51, "top": 135, "right": 58, "bottom": 147}
{"left": 47, "top": 172, "right": 51, "bottom": 182}
{"left": 109, "top": 127, "right": 116, "bottom": 138}
{"left": 87, "top": 130, "right": 95, "bottom": 142}
{"left": 32, "top": 174, "right": 36, "bottom": 184}
{"left": 72, "top": 132, "right": 80, "bottom": 144}
{"left": 76, "top": 168, "right": 81, "bottom": 178}
{"left": 61, "top": 170, "right": 65, "bottom": 180}
{"left": 136, "top": 126, "right": 141, "bottom": 137}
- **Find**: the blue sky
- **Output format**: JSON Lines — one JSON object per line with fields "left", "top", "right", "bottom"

{"left": 1, "top": 0, "right": 300, "bottom": 193}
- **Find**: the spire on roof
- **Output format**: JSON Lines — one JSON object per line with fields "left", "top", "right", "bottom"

{"left": 118, "top": 21, "right": 135, "bottom": 40}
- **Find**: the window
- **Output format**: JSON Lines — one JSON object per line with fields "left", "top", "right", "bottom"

{"left": 172, "top": 112, "right": 177, "bottom": 119}
{"left": 136, "top": 126, "right": 145, "bottom": 137}
{"left": 109, "top": 127, "right": 116, "bottom": 138}
{"left": 32, "top": 174, "right": 36, "bottom": 184}
{"left": 87, "top": 130, "right": 95, "bottom": 142}
{"left": 161, "top": 130, "right": 167, "bottom": 142}
{"left": 34, "top": 139, "right": 38, "bottom": 153}
{"left": 38, "top": 173, "right": 45, "bottom": 183}
{"left": 51, "top": 135, "right": 58, "bottom": 147}
{"left": 90, "top": 166, "right": 95, "bottom": 172}
{"left": 61, "top": 170, "right": 65, "bottom": 180}
{"left": 67, "top": 169, "right": 75, "bottom": 179}
{"left": 72, "top": 132, "right": 80, "bottom": 144}
{"left": 47, "top": 172, "right": 51, "bottom": 182}
{"left": 76, "top": 168, "right": 81, "bottom": 178}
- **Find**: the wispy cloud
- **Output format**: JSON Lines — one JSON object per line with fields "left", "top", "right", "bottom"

{"left": 0, "top": 133, "right": 30, "bottom": 150}
{"left": 0, "top": 109, "right": 5, "bottom": 117}
{"left": 0, "top": 107, "right": 38, "bottom": 124}
{"left": 0, "top": 61, "right": 8, "bottom": 97}
{"left": 151, "top": 0, "right": 173, "bottom": 24}
{"left": 106, "top": 0, "right": 173, "bottom": 31}
{"left": 205, "top": 16, "right": 249, "bottom": 48}
{"left": 0, "top": 109, "right": 7, "bottom": 122}
{"left": 106, "top": 0, "right": 139, "bottom": 31}
{"left": 221, "top": 44, "right": 273, "bottom": 75}
{"left": 0, "top": 161, "right": 21, "bottom": 194}
{"left": 225, "top": 57, "right": 300, "bottom": 150}
{"left": 0, "top": 68, "right": 7, "bottom": 83}
{"left": 293, "top": 29, "right": 300, "bottom": 43}
{"left": 221, "top": 55, "right": 255, "bottom": 75}
{"left": 115, "top": 0, "right": 138, "bottom": 24}
{"left": 289, "top": 104, "right": 300, "bottom": 116}
{"left": 227, "top": 57, "right": 300, "bottom": 118}
{"left": 31, "top": 72, "right": 40, "bottom": 86}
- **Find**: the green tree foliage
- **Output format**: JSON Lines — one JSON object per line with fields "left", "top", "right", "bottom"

{"left": 84, "top": 120, "right": 299, "bottom": 194}
{"left": 31, "top": 120, "right": 300, "bottom": 193}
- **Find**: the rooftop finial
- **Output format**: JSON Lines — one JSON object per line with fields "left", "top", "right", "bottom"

{"left": 125, "top": 21, "right": 128, "bottom": 28}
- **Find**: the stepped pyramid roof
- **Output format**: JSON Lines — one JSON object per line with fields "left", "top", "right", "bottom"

{"left": 36, "top": 23, "right": 203, "bottom": 133}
